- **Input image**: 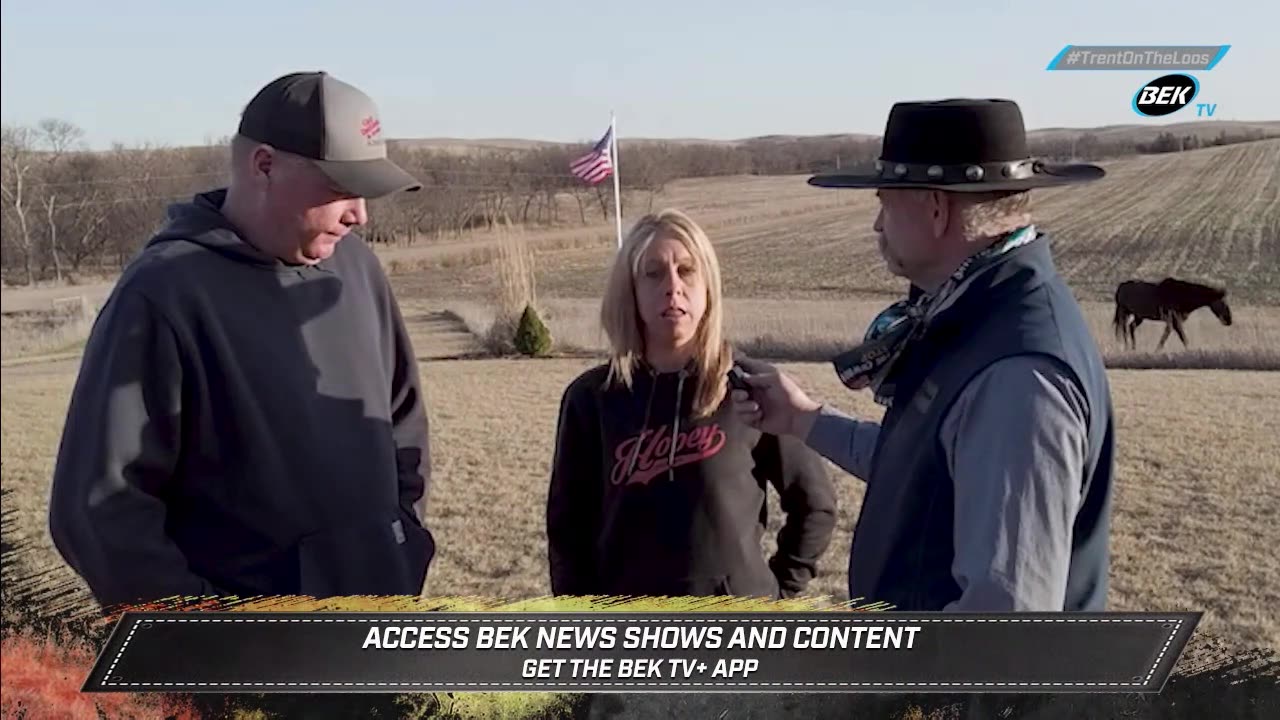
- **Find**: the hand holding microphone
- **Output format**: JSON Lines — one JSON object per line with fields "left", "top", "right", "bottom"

{"left": 728, "top": 365, "right": 824, "bottom": 440}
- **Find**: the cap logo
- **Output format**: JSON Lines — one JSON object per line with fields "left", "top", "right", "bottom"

{"left": 359, "top": 115, "right": 382, "bottom": 143}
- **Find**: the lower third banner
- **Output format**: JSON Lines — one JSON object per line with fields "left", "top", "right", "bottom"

{"left": 83, "top": 611, "right": 1199, "bottom": 693}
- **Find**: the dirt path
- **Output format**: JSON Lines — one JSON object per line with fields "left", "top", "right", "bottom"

{"left": 0, "top": 356, "right": 82, "bottom": 376}
{"left": 0, "top": 304, "right": 485, "bottom": 371}
{"left": 0, "top": 281, "right": 117, "bottom": 315}
{"left": 403, "top": 308, "right": 487, "bottom": 360}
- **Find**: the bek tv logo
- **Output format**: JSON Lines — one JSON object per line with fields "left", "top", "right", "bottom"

{"left": 1132, "top": 74, "right": 1200, "bottom": 117}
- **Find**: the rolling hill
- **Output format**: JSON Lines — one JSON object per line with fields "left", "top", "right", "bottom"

{"left": 389, "top": 120, "right": 1280, "bottom": 155}
{"left": 387, "top": 137, "right": 1280, "bottom": 306}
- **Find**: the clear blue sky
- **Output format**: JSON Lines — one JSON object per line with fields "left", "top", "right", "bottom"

{"left": 2, "top": 0, "right": 1275, "bottom": 150}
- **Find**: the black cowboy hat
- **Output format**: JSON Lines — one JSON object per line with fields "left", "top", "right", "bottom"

{"left": 809, "top": 98, "right": 1104, "bottom": 192}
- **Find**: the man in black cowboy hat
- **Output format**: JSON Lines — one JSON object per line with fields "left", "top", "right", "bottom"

{"left": 733, "top": 98, "right": 1116, "bottom": 612}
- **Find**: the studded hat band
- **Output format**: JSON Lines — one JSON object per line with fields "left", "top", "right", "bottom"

{"left": 871, "top": 158, "right": 1043, "bottom": 184}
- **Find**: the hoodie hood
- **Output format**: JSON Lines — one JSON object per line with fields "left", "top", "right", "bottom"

{"left": 148, "top": 189, "right": 313, "bottom": 273}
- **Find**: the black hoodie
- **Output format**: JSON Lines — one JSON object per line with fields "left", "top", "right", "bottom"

{"left": 47, "top": 189, "right": 434, "bottom": 608}
{"left": 546, "top": 354, "right": 838, "bottom": 598}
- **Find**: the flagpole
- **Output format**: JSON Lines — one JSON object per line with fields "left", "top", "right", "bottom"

{"left": 610, "top": 111, "right": 623, "bottom": 249}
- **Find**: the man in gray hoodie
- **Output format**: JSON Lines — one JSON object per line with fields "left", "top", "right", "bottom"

{"left": 48, "top": 71, "right": 434, "bottom": 609}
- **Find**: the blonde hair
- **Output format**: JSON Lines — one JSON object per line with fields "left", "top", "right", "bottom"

{"left": 599, "top": 208, "right": 732, "bottom": 418}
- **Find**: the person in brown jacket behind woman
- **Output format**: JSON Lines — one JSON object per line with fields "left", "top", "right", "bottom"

{"left": 546, "top": 208, "right": 837, "bottom": 599}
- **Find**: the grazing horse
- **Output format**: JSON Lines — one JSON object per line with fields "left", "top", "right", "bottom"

{"left": 1112, "top": 278, "right": 1233, "bottom": 350}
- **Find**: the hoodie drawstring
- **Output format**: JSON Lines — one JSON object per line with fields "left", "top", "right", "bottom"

{"left": 668, "top": 369, "right": 687, "bottom": 482}
{"left": 624, "top": 371, "right": 660, "bottom": 480}
{"left": 623, "top": 366, "right": 690, "bottom": 483}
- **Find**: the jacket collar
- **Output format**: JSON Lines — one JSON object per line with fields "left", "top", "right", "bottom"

{"left": 923, "top": 230, "right": 1056, "bottom": 340}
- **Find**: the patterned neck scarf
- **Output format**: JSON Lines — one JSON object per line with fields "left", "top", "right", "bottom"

{"left": 832, "top": 225, "right": 1038, "bottom": 407}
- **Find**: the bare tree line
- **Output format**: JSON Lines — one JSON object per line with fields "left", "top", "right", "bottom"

{"left": 1, "top": 122, "right": 230, "bottom": 286}
{"left": 2, "top": 118, "right": 1274, "bottom": 286}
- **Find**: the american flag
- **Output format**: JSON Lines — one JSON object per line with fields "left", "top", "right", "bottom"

{"left": 570, "top": 126, "right": 614, "bottom": 184}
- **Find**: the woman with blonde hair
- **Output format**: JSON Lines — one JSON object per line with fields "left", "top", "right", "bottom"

{"left": 546, "top": 208, "right": 836, "bottom": 599}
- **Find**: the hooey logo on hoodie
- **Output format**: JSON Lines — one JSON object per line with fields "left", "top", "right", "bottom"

{"left": 610, "top": 423, "right": 728, "bottom": 486}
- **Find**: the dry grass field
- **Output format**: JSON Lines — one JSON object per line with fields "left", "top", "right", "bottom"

{"left": 3, "top": 359, "right": 1278, "bottom": 651}
{"left": 3, "top": 137, "right": 1279, "bottom": 677}
{"left": 442, "top": 296, "right": 1280, "bottom": 370}
{"left": 387, "top": 138, "right": 1280, "bottom": 306}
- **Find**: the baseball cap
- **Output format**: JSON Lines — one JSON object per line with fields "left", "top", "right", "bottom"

{"left": 237, "top": 71, "right": 422, "bottom": 198}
